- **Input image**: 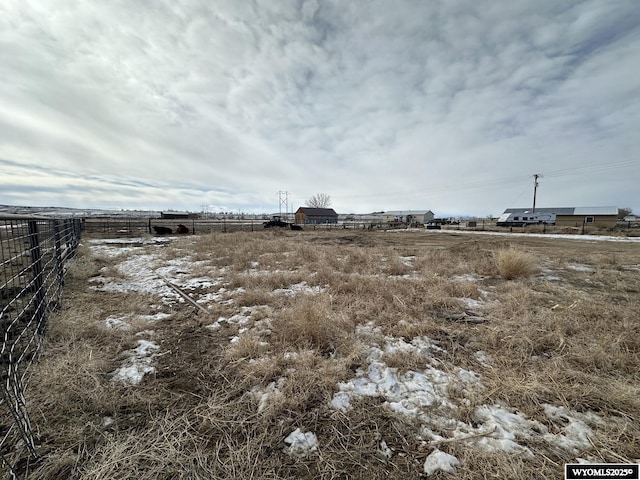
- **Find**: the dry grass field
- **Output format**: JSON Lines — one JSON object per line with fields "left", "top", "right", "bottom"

{"left": 17, "top": 229, "right": 640, "bottom": 479}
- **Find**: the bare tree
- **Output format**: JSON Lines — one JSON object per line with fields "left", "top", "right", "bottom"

{"left": 306, "top": 193, "right": 332, "bottom": 208}
{"left": 618, "top": 207, "right": 633, "bottom": 219}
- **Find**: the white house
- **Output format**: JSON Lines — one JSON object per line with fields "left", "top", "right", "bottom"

{"left": 378, "top": 210, "right": 435, "bottom": 224}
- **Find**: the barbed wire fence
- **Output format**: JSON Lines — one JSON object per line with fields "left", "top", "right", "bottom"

{"left": 1, "top": 215, "right": 82, "bottom": 479}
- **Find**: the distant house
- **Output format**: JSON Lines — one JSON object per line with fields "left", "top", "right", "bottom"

{"left": 379, "top": 210, "right": 435, "bottom": 224}
{"left": 498, "top": 207, "right": 618, "bottom": 228}
{"left": 295, "top": 207, "right": 338, "bottom": 224}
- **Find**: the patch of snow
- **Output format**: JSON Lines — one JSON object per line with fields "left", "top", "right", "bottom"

{"left": 399, "top": 256, "right": 415, "bottom": 266}
{"left": 420, "top": 229, "right": 640, "bottom": 243}
{"left": 542, "top": 405, "right": 600, "bottom": 455}
{"left": 89, "top": 252, "right": 177, "bottom": 300}
{"left": 138, "top": 312, "right": 171, "bottom": 322}
{"left": 197, "top": 292, "right": 224, "bottom": 304}
{"left": 378, "top": 440, "right": 393, "bottom": 461}
{"left": 206, "top": 306, "right": 265, "bottom": 334}
{"left": 621, "top": 264, "right": 640, "bottom": 272}
{"left": 331, "top": 339, "right": 477, "bottom": 415}
{"left": 462, "top": 297, "right": 484, "bottom": 309}
{"left": 567, "top": 264, "right": 594, "bottom": 272}
{"left": 470, "top": 405, "right": 537, "bottom": 456}
{"left": 284, "top": 428, "right": 318, "bottom": 456}
{"left": 273, "top": 282, "right": 325, "bottom": 296}
{"left": 423, "top": 449, "right": 460, "bottom": 476}
{"left": 453, "top": 274, "right": 478, "bottom": 282}
{"left": 331, "top": 332, "right": 607, "bottom": 462}
{"left": 541, "top": 275, "right": 562, "bottom": 281}
{"left": 174, "top": 276, "right": 221, "bottom": 290}
{"left": 135, "top": 330, "right": 155, "bottom": 337}
{"left": 474, "top": 350, "right": 493, "bottom": 367}
{"left": 111, "top": 339, "right": 160, "bottom": 385}
{"left": 251, "top": 378, "right": 286, "bottom": 413}
{"left": 105, "top": 315, "right": 131, "bottom": 330}
{"left": 87, "top": 241, "right": 223, "bottom": 307}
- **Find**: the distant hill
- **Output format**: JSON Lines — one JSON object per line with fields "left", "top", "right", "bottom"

{"left": 0, "top": 205, "right": 162, "bottom": 218}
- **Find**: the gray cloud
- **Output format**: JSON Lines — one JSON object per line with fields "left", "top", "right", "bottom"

{"left": 1, "top": 0, "right": 638, "bottom": 216}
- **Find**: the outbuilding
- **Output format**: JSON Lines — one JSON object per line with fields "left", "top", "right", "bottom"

{"left": 554, "top": 206, "right": 618, "bottom": 228}
{"left": 295, "top": 207, "right": 339, "bottom": 225}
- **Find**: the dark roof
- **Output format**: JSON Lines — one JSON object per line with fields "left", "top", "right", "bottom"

{"left": 297, "top": 207, "right": 338, "bottom": 216}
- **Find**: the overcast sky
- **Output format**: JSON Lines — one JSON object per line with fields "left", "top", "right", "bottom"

{"left": 1, "top": 0, "right": 639, "bottom": 216}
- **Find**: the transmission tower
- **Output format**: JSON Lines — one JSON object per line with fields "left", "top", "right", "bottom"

{"left": 278, "top": 191, "right": 289, "bottom": 219}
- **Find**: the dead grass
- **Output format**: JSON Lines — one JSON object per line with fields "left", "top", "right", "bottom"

{"left": 14, "top": 229, "right": 640, "bottom": 479}
{"left": 271, "top": 294, "right": 356, "bottom": 355}
{"left": 494, "top": 247, "right": 537, "bottom": 279}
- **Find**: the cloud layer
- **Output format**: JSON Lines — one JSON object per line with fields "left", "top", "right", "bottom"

{"left": 1, "top": 0, "right": 639, "bottom": 215}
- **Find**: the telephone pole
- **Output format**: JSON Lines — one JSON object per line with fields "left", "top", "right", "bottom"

{"left": 532, "top": 174, "right": 542, "bottom": 213}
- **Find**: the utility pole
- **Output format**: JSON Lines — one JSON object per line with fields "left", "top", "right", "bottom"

{"left": 532, "top": 174, "right": 542, "bottom": 213}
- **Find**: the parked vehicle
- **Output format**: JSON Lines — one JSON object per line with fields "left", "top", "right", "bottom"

{"left": 496, "top": 212, "right": 556, "bottom": 227}
{"left": 263, "top": 216, "right": 290, "bottom": 228}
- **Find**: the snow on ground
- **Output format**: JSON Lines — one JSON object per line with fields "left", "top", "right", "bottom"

{"left": 397, "top": 228, "right": 640, "bottom": 243}
{"left": 111, "top": 339, "right": 160, "bottom": 385}
{"left": 86, "top": 236, "right": 613, "bottom": 472}
{"left": 566, "top": 264, "right": 595, "bottom": 272}
{"left": 273, "top": 281, "right": 325, "bottom": 296}
{"left": 423, "top": 449, "right": 460, "bottom": 476}
{"left": 325, "top": 325, "right": 604, "bottom": 470}
{"left": 283, "top": 428, "right": 319, "bottom": 456}
{"left": 399, "top": 255, "right": 415, "bottom": 266}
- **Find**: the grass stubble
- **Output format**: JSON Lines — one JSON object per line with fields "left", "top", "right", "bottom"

{"left": 14, "top": 230, "right": 640, "bottom": 479}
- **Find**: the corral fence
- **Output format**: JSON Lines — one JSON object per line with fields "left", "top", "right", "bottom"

{"left": 81, "top": 217, "right": 403, "bottom": 236}
{"left": 83, "top": 216, "right": 266, "bottom": 236}
{"left": 1, "top": 215, "right": 82, "bottom": 479}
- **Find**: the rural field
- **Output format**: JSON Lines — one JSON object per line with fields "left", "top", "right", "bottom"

{"left": 22, "top": 228, "right": 640, "bottom": 479}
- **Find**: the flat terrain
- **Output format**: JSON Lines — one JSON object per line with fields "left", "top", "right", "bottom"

{"left": 18, "top": 229, "right": 640, "bottom": 479}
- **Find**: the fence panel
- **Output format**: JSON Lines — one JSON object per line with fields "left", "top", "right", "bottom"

{"left": 1, "top": 215, "right": 81, "bottom": 479}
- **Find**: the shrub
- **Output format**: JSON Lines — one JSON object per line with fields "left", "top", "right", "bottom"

{"left": 272, "top": 295, "right": 354, "bottom": 354}
{"left": 494, "top": 248, "right": 536, "bottom": 279}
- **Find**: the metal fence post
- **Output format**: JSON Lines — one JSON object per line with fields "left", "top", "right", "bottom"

{"left": 27, "top": 221, "right": 46, "bottom": 335}
{"left": 53, "top": 220, "right": 64, "bottom": 289}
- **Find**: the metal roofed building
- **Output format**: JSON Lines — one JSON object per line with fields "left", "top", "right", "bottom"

{"left": 501, "top": 206, "right": 618, "bottom": 228}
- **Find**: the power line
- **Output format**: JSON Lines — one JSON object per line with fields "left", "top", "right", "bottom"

{"left": 332, "top": 158, "right": 639, "bottom": 202}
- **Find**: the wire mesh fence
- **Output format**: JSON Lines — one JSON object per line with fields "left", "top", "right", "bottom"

{"left": 1, "top": 215, "right": 82, "bottom": 479}
{"left": 81, "top": 217, "right": 386, "bottom": 236}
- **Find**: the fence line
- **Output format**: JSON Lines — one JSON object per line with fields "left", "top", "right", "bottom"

{"left": 1, "top": 215, "right": 82, "bottom": 479}
{"left": 81, "top": 217, "right": 418, "bottom": 236}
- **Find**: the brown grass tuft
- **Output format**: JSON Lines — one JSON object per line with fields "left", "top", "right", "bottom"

{"left": 494, "top": 248, "right": 537, "bottom": 279}
{"left": 272, "top": 294, "right": 355, "bottom": 354}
